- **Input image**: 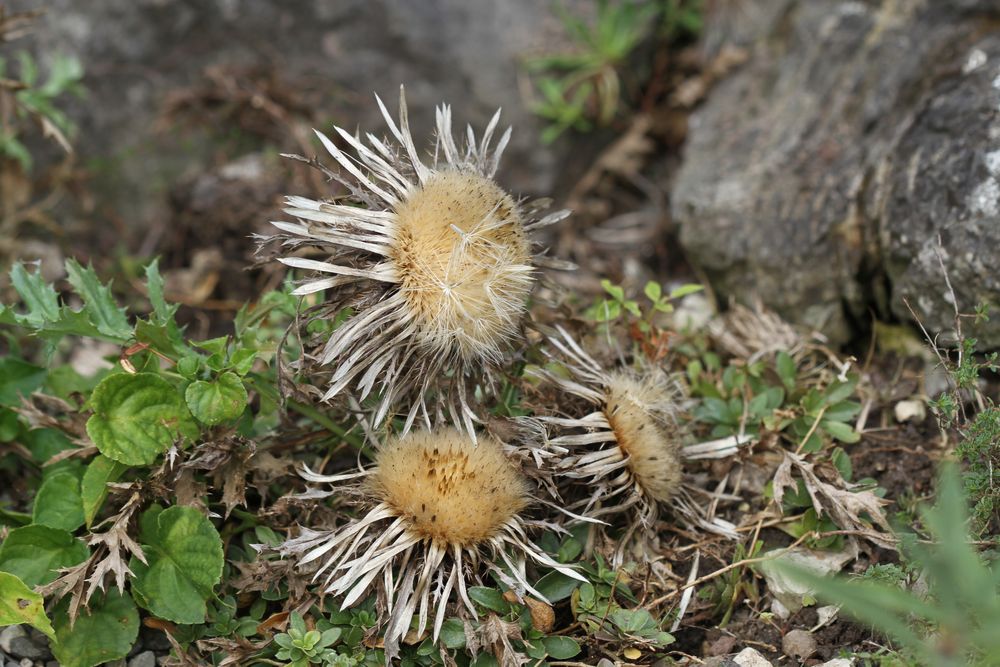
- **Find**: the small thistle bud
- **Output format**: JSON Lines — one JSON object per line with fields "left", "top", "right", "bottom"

{"left": 279, "top": 427, "right": 581, "bottom": 661}
{"left": 266, "top": 87, "right": 568, "bottom": 435}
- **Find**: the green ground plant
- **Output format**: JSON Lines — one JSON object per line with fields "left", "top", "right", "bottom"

{"left": 786, "top": 464, "right": 1000, "bottom": 667}
{"left": 526, "top": 0, "right": 702, "bottom": 143}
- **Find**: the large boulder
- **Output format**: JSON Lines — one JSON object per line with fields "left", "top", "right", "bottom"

{"left": 672, "top": 0, "right": 1000, "bottom": 346}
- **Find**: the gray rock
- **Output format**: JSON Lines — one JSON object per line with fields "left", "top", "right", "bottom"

{"left": 0, "top": 626, "right": 25, "bottom": 654}
{"left": 7, "top": 0, "right": 590, "bottom": 238}
{"left": 781, "top": 629, "right": 817, "bottom": 661}
{"left": 128, "top": 651, "right": 156, "bottom": 667}
{"left": 672, "top": 0, "right": 1000, "bottom": 346}
{"left": 6, "top": 636, "right": 50, "bottom": 662}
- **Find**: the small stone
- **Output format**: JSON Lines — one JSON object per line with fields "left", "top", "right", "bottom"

{"left": 128, "top": 651, "right": 156, "bottom": 667}
{"left": 894, "top": 398, "right": 926, "bottom": 423}
{"left": 19, "top": 659, "right": 32, "bottom": 667}
{"left": 782, "top": 629, "right": 817, "bottom": 660}
{"left": 7, "top": 636, "right": 50, "bottom": 662}
{"left": 0, "top": 626, "right": 26, "bottom": 654}
{"left": 818, "top": 660, "right": 854, "bottom": 667}
{"left": 732, "top": 647, "right": 773, "bottom": 667}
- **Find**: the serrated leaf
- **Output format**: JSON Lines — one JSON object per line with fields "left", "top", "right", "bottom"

{"left": 81, "top": 455, "right": 126, "bottom": 528}
{"left": 0, "top": 358, "right": 47, "bottom": 406}
{"left": 9, "top": 262, "right": 59, "bottom": 325}
{"left": 130, "top": 505, "right": 224, "bottom": 624}
{"left": 144, "top": 259, "right": 177, "bottom": 324}
{"left": 541, "top": 636, "right": 580, "bottom": 659}
{"left": 0, "top": 525, "right": 89, "bottom": 587}
{"left": 52, "top": 589, "right": 138, "bottom": 667}
{"left": 65, "top": 259, "right": 132, "bottom": 341}
{"left": 32, "top": 470, "right": 85, "bottom": 531}
{"left": 86, "top": 373, "right": 197, "bottom": 465}
{"left": 185, "top": 371, "right": 248, "bottom": 425}
{"left": 0, "top": 571, "right": 55, "bottom": 640}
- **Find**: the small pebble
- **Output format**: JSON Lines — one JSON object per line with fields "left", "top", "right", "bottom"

{"left": 733, "top": 647, "right": 773, "bottom": 667}
{"left": 128, "top": 651, "right": 156, "bottom": 667}
{"left": 0, "top": 627, "right": 25, "bottom": 654}
{"left": 782, "top": 629, "right": 817, "bottom": 660}
{"left": 817, "top": 660, "right": 854, "bottom": 667}
{"left": 7, "top": 636, "right": 50, "bottom": 662}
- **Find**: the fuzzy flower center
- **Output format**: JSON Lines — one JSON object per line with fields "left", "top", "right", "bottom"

{"left": 605, "top": 375, "right": 681, "bottom": 503}
{"left": 390, "top": 171, "right": 532, "bottom": 357}
{"left": 371, "top": 428, "right": 530, "bottom": 547}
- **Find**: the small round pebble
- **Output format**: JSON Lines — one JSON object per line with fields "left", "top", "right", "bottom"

{"left": 782, "top": 629, "right": 817, "bottom": 661}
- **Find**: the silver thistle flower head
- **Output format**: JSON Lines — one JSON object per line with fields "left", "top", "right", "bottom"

{"left": 279, "top": 427, "right": 582, "bottom": 661}
{"left": 533, "top": 327, "right": 686, "bottom": 530}
{"left": 269, "top": 87, "right": 569, "bottom": 435}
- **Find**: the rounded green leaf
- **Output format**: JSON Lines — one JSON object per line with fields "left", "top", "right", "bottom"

{"left": 0, "top": 571, "right": 55, "bottom": 640}
{"left": 32, "top": 471, "right": 85, "bottom": 531}
{"left": 0, "top": 525, "right": 89, "bottom": 587}
{"left": 130, "top": 505, "right": 224, "bottom": 624}
{"left": 185, "top": 371, "right": 248, "bottom": 425}
{"left": 52, "top": 589, "right": 138, "bottom": 667}
{"left": 541, "top": 636, "right": 581, "bottom": 659}
{"left": 86, "top": 373, "right": 197, "bottom": 465}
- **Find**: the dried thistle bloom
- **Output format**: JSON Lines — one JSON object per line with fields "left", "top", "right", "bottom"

{"left": 268, "top": 87, "right": 569, "bottom": 435}
{"left": 279, "top": 427, "right": 581, "bottom": 660}
{"left": 530, "top": 327, "right": 701, "bottom": 561}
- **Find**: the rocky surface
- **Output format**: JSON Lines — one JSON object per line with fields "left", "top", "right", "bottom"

{"left": 672, "top": 0, "right": 1000, "bottom": 346}
{"left": 10, "top": 0, "right": 588, "bottom": 240}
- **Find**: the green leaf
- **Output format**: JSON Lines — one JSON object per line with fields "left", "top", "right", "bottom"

{"left": 668, "top": 283, "right": 704, "bottom": 299}
{"left": 86, "top": 372, "right": 197, "bottom": 465}
{"left": 130, "top": 505, "right": 224, "bottom": 624}
{"left": 831, "top": 447, "right": 853, "bottom": 481}
{"left": 822, "top": 380, "right": 857, "bottom": 406}
{"left": 643, "top": 281, "right": 662, "bottom": 302}
{"left": 81, "top": 455, "right": 126, "bottom": 528}
{"left": 468, "top": 587, "right": 510, "bottom": 613}
{"left": 776, "top": 351, "right": 797, "bottom": 390}
{"left": 0, "top": 525, "right": 89, "bottom": 587}
{"left": 32, "top": 470, "right": 85, "bottom": 531}
{"left": 541, "top": 636, "right": 581, "bottom": 659}
{"left": 534, "top": 570, "right": 581, "bottom": 602}
{"left": 439, "top": 617, "right": 466, "bottom": 649}
{"left": 0, "top": 358, "right": 47, "bottom": 406}
{"left": 144, "top": 259, "right": 176, "bottom": 324}
{"left": 52, "top": 590, "right": 139, "bottom": 667}
{"left": 9, "top": 262, "right": 60, "bottom": 325}
{"left": 185, "top": 371, "right": 248, "bottom": 425}
{"left": 64, "top": 259, "right": 132, "bottom": 341}
{"left": 822, "top": 419, "right": 861, "bottom": 444}
{"left": 0, "top": 571, "right": 55, "bottom": 640}
{"left": 600, "top": 279, "right": 625, "bottom": 302}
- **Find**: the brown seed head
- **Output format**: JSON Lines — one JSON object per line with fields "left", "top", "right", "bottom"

{"left": 371, "top": 427, "right": 531, "bottom": 547}
{"left": 604, "top": 373, "right": 682, "bottom": 503}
